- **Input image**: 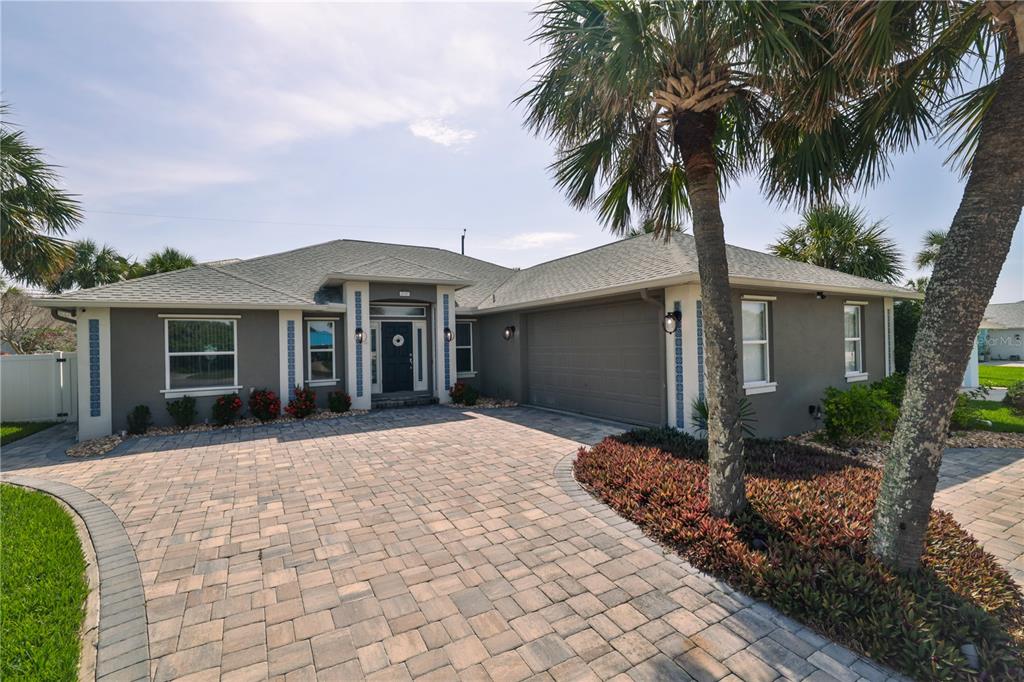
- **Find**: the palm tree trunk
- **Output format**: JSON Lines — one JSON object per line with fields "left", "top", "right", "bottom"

{"left": 675, "top": 111, "right": 747, "bottom": 517}
{"left": 871, "top": 37, "right": 1024, "bottom": 571}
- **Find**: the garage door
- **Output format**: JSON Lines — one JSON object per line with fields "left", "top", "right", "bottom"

{"left": 526, "top": 300, "right": 664, "bottom": 426}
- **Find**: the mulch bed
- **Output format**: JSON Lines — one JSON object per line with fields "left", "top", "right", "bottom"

{"left": 574, "top": 428, "right": 1024, "bottom": 681}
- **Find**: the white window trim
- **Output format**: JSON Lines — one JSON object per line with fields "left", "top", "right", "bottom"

{"left": 455, "top": 320, "right": 474, "bottom": 377}
{"left": 370, "top": 321, "right": 381, "bottom": 394}
{"left": 369, "top": 305, "right": 426, "bottom": 318}
{"left": 164, "top": 318, "right": 238, "bottom": 393}
{"left": 413, "top": 320, "right": 428, "bottom": 391}
{"left": 741, "top": 294, "right": 777, "bottom": 301}
{"left": 158, "top": 313, "right": 242, "bottom": 319}
{"left": 306, "top": 319, "right": 337, "bottom": 384}
{"left": 741, "top": 300, "right": 771, "bottom": 386}
{"left": 844, "top": 304, "right": 864, "bottom": 376}
{"left": 744, "top": 381, "right": 777, "bottom": 395}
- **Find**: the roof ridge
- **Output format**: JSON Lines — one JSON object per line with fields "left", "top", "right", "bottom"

{"left": 205, "top": 265, "right": 311, "bottom": 304}
{"left": 510, "top": 233, "right": 651, "bottom": 273}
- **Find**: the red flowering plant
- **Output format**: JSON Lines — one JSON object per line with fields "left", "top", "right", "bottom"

{"left": 248, "top": 388, "right": 281, "bottom": 421}
{"left": 285, "top": 386, "right": 317, "bottom": 419}
{"left": 211, "top": 393, "right": 243, "bottom": 425}
{"left": 448, "top": 381, "right": 478, "bottom": 406}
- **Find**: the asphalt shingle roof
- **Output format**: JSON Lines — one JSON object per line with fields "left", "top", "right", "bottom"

{"left": 982, "top": 301, "right": 1024, "bottom": 329}
{"left": 38, "top": 234, "right": 917, "bottom": 310}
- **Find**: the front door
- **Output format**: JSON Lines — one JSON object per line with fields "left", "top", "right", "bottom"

{"left": 381, "top": 321, "right": 414, "bottom": 392}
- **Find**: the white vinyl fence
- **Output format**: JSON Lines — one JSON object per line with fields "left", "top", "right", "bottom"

{"left": 0, "top": 352, "right": 78, "bottom": 423}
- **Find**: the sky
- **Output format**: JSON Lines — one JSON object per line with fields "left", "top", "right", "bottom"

{"left": 2, "top": 2, "right": 1021, "bottom": 303}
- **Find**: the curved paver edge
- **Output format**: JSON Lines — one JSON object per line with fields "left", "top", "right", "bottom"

{"left": 2, "top": 475, "right": 151, "bottom": 682}
{"left": 553, "top": 451, "right": 907, "bottom": 682}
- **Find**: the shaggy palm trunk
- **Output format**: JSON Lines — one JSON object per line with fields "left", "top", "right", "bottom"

{"left": 872, "top": 36, "right": 1024, "bottom": 571}
{"left": 675, "top": 111, "right": 747, "bottom": 517}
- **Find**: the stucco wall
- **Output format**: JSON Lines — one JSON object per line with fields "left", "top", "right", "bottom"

{"left": 109, "top": 308, "right": 279, "bottom": 431}
{"left": 475, "top": 313, "right": 527, "bottom": 402}
{"left": 368, "top": 283, "right": 436, "bottom": 304}
{"left": 731, "top": 290, "right": 886, "bottom": 437}
{"left": 986, "top": 328, "right": 1024, "bottom": 360}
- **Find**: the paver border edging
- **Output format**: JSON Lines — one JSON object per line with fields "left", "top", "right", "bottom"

{"left": 552, "top": 451, "right": 907, "bottom": 682}
{"left": 2, "top": 475, "right": 150, "bottom": 682}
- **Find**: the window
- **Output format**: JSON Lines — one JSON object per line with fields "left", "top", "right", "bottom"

{"left": 741, "top": 301, "right": 770, "bottom": 385}
{"left": 844, "top": 304, "right": 863, "bottom": 375}
{"left": 307, "top": 320, "right": 336, "bottom": 382}
{"left": 369, "top": 305, "right": 425, "bottom": 317}
{"left": 165, "top": 319, "right": 237, "bottom": 391}
{"left": 456, "top": 321, "right": 473, "bottom": 374}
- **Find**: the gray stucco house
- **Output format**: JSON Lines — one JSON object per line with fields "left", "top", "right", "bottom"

{"left": 35, "top": 234, "right": 918, "bottom": 441}
{"left": 980, "top": 300, "right": 1024, "bottom": 360}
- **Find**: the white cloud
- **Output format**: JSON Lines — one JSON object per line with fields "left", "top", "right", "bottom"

{"left": 497, "top": 232, "right": 578, "bottom": 251}
{"left": 409, "top": 119, "right": 477, "bottom": 148}
{"left": 65, "top": 155, "right": 255, "bottom": 199}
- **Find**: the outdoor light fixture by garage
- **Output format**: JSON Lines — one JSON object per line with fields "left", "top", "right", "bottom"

{"left": 444, "top": 327, "right": 454, "bottom": 343}
{"left": 355, "top": 327, "right": 365, "bottom": 344}
{"left": 503, "top": 325, "right": 516, "bottom": 341}
{"left": 663, "top": 310, "right": 682, "bottom": 334}
{"left": 816, "top": 291, "right": 827, "bottom": 300}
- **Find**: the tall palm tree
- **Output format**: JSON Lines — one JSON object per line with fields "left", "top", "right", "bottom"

{"left": 519, "top": 2, "right": 842, "bottom": 516}
{"left": 127, "top": 247, "right": 196, "bottom": 279}
{"left": 769, "top": 204, "right": 904, "bottom": 283}
{"left": 825, "top": 1, "right": 1024, "bottom": 571}
{"left": 0, "top": 107, "right": 81, "bottom": 286}
{"left": 913, "top": 229, "right": 946, "bottom": 269}
{"left": 47, "top": 240, "right": 130, "bottom": 293}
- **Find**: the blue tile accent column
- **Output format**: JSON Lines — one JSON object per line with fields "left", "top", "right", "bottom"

{"left": 286, "top": 320, "right": 296, "bottom": 400}
{"left": 355, "top": 291, "right": 364, "bottom": 397}
{"left": 696, "top": 300, "right": 705, "bottom": 401}
{"left": 443, "top": 294, "right": 451, "bottom": 391}
{"left": 673, "top": 302, "right": 684, "bottom": 428}
{"left": 88, "top": 319, "right": 101, "bottom": 417}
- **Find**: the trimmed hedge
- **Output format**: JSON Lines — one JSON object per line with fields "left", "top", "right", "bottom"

{"left": 576, "top": 431, "right": 1024, "bottom": 680}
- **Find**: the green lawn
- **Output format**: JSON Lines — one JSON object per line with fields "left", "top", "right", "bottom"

{"left": 0, "top": 484, "right": 89, "bottom": 680}
{"left": 978, "top": 364, "right": 1024, "bottom": 388}
{"left": 0, "top": 421, "right": 57, "bottom": 446}
{"left": 967, "top": 400, "right": 1024, "bottom": 433}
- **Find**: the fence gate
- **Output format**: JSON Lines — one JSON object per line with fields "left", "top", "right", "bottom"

{"left": 0, "top": 352, "right": 78, "bottom": 423}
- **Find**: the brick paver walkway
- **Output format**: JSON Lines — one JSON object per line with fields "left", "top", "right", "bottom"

{"left": 2, "top": 407, "right": 904, "bottom": 681}
{"left": 935, "top": 448, "right": 1024, "bottom": 586}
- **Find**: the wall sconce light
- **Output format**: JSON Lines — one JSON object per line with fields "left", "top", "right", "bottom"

{"left": 663, "top": 310, "right": 682, "bottom": 334}
{"left": 815, "top": 291, "right": 827, "bottom": 300}
{"left": 503, "top": 325, "right": 516, "bottom": 341}
{"left": 443, "top": 327, "right": 454, "bottom": 343}
{"left": 355, "top": 327, "right": 365, "bottom": 344}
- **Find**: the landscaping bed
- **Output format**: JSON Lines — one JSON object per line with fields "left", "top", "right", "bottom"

{"left": 68, "top": 407, "right": 369, "bottom": 458}
{"left": 1, "top": 421, "right": 57, "bottom": 446}
{"left": 0, "top": 484, "right": 89, "bottom": 680}
{"left": 574, "top": 429, "right": 1024, "bottom": 681}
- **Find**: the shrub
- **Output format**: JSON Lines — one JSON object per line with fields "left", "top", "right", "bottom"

{"left": 248, "top": 389, "right": 281, "bottom": 422}
{"left": 949, "top": 387, "right": 988, "bottom": 430}
{"left": 690, "top": 396, "right": 757, "bottom": 438}
{"left": 821, "top": 385, "right": 898, "bottom": 445}
{"left": 870, "top": 372, "right": 906, "bottom": 407}
{"left": 449, "top": 381, "right": 479, "bottom": 406}
{"left": 285, "top": 386, "right": 317, "bottom": 419}
{"left": 126, "top": 405, "right": 151, "bottom": 435}
{"left": 575, "top": 430, "right": 1024, "bottom": 681}
{"left": 328, "top": 391, "right": 352, "bottom": 413}
{"left": 1003, "top": 380, "right": 1024, "bottom": 415}
{"left": 166, "top": 396, "right": 197, "bottom": 427}
{"left": 211, "top": 394, "right": 243, "bottom": 426}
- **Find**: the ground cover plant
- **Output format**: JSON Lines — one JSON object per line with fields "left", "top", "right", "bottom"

{"left": 0, "top": 484, "right": 89, "bottom": 680}
{"left": 969, "top": 400, "right": 1024, "bottom": 433}
{"left": 0, "top": 421, "right": 56, "bottom": 445}
{"left": 980, "top": 365, "right": 1024, "bottom": 388}
{"left": 575, "top": 429, "right": 1024, "bottom": 680}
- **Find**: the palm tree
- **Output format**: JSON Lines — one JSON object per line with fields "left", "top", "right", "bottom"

{"left": 913, "top": 229, "right": 946, "bottom": 269}
{"left": 126, "top": 247, "right": 197, "bottom": 279}
{"left": 519, "top": 2, "right": 840, "bottom": 517}
{"left": 769, "top": 204, "right": 904, "bottom": 283}
{"left": 825, "top": 1, "right": 1024, "bottom": 571}
{"left": 47, "top": 240, "right": 130, "bottom": 293}
{"left": 0, "top": 107, "right": 81, "bottom": 286}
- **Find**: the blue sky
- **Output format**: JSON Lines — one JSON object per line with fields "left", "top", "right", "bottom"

{"left": 3, "top": 2, "right": 1020, "bottom": 302}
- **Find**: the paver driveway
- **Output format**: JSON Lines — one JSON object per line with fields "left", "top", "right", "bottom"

{"left": 2, "top": 407, "right": 901, "bottom": 682}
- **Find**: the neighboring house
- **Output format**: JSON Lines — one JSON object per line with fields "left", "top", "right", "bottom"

{"left": 34, "top": 234, "right": 919, "bottom": 441}
{"left": 980, "top": 300, "right": 1024, "bottom": 361}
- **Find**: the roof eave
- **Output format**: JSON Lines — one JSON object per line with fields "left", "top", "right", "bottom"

{"left": 32, "top": 298, "right": 344, "bottom": 313}
{"left": 319, "top": 274, "right": 474, "bottom": 289}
